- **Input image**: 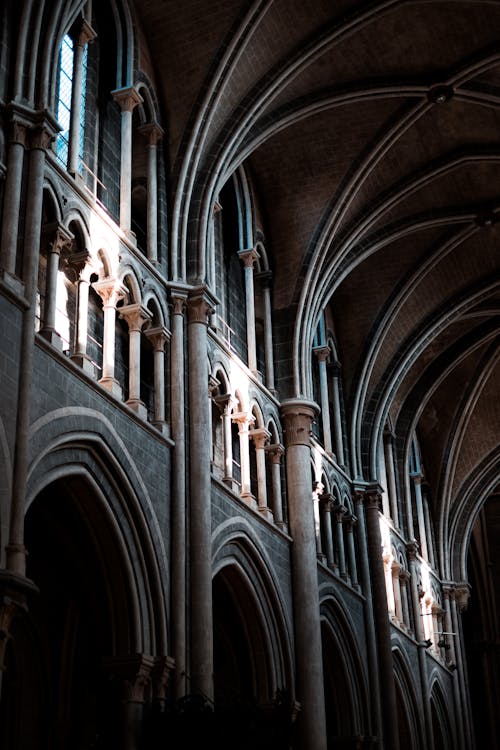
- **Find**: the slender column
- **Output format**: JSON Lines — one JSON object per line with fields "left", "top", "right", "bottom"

{"left": 392, "top": 561, "right": 403, "bottom": 622}
{"left": 334, "top": 503, "right": 348, "bottom": 579}
{"left": 238, "top": 247, "right": 259, "bottom": 373}
{"left": 7, "top": 114, "right": 57, "bottom": 575}
{"left": 119, "top": 303, "right": 152, "bottom": 418}
{"left": 452, "top": 584, "right": 474, "bottom": 750}
{"left": 345, "top": 513, "right": 359, "bottom": 589}
{"left": 256, "top": 270, "right": 275, "bottom": 390}
{"left": 412, "top": 475, "right": 428, "bottom": 560}
{"left": 353, "top": 489, "right": 383, "bottom": 747}
{"left": 68, "top": 250, "right": 94, "bottom": 374}
{"left": 265, "top": 443, "right": 286, "bottom": 530}
{"left": 233, "top": 412, "right": 256, "bottom": 505}
{"left": 138, "top": 123, "right": 163, "bottom": 264}
{"left": 313, "top": 346, "right": 333, "bottom": 454}
{"left": 0, "top": 112, "right": 28, "bottom": 283}
{"left": 383, "top": 551, "right": 396, "bottom": 616}
{"left": 214, "top": 394, "right": 235, "bottom": 485}
{"left": 383, "top": 430, "right": 399, "bottom": 526}
{"left": 111, "top": 86, "right": 143, "bottom": 235}
{"left": 328, "top": 361, "right": 345, "bottom": 466}
{"left": 93, "top": 278, "right": 127, "bottom": 398}
{"left": 319, "top": 494, "right": 335, "bottom": 569}
{"left": 313, "top": 482, "right": 326, "bottom": 563}
{"left": 67, "top": 20, "right": 96, "bottom": 174}
{"left": 39, "top": 223, "right": 74, "bottom": 348}
{"left": 145, "top": 326, "right": 170, "bottom": 433}
{"left": 280, "top": 399, "right": 327, "bottom": 750}
{"left": 170, "top": 292, "right": 187, "bottom": 698}
{"left": 250, "top": 428, "right": 273, "bottom": 520}
{"left": 442, "top": 584, "right": 465, "bottom": 750}
{"left": 363, "top": 485, "right": 399, "bottom": 750}
{"left": 399, "top": 569, "right": 410, "bottom": 629}
{"left": 422, "top": 491, "right": 436, "bottom": 568}
{"left": 105, "top": 654, "right": 154, "bottom": 750}
{"left": 187, "top": 289, "right": 216, "bottom": 701}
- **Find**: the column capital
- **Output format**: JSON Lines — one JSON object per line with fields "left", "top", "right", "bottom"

{"left": 104, "top": 654, "right": 155, "bottom": 703}
{"left": 344, "top": 513, "right": 358, "bottom": 530}
{"left": 170, "top": 289, "right": 188, "bottom": 316}
{"left": 29, "top": 110, "right": 60, "bottom": 151}
{"left": 265, "top": 442, "right": 285, "bottom": 463}
{"left": 187, "top": 287, "right": 217, "bottom": 325}
{"left": 63, "top": 249, "right": 92, "bottom": 282}
{"left": 249, "top": 427, "right": 271, "bottom": 449}
{"left": 112, "top": 86, "right": 143, "bottom": 113}
{"left": 280, "top": 399, "right": 319, "bottom": 447}
{"left": 232, "top": 411, "right": 256, "bottom": 432}
{"left": 455, "top": 582, "right": 471, "bottom": 612}
{"left": 76, "top": 18, "right": 97, "bottom": 46}
{"left": 92, "top": 278, "right": 128, "bottom": 307}
{"left": 406, "top": 539, "right": 420, "bottom": 561}
{"left": 319, "top": 492, "right": 334, "bottom": 512}
{"left": 44, "top": 221, "right": 74, "bottom": 255}
{"left": 151, "top": 655, "right": 176, "bottom": 705}
{"left": 363, "top": 483, "right": 384, "bottom": 511}
{"left": 138, "top": 121, "right": 164, "bottom": 146}
{"left": 312, "top": 345, "right": 330, "bottom": 362}
{"left": 238, "top": 247, "right": 260, "bottom": 269}
{"left": 145, "top": 325, "right": 170, "bottom": 351}
{"left": 119, "top": 302, "right": 152, "bottom": 332}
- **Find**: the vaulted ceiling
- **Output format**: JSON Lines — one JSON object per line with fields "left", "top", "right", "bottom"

{"left": 132, "top": 0, "right": 500, "bottom": 575}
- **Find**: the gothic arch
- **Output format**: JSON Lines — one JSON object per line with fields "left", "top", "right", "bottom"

{"left": 392, "top": 648, "right": 424, "bottom": 749}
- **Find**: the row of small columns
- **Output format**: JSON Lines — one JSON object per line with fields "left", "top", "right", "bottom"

{"left": 313, "top": 487, "right": 359, "bottom": 589}
{"left": 237, "top": 248, "right": 275, "bottom": 389}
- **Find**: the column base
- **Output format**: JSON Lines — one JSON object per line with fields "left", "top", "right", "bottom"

{"left": 241, "top": 492, "right": 258, "bottom": 510}
{"left": 71, "top": 353, "right": 96, "bottom": 376}
{"left": 39, "top": 328, "right": 64, "bottom": 351}
{"left": 99, "top": 377, "right": 123, "bottom": 399}
{"left": 258, "top": 505, "right": 274, "bottom": 522}
{"left": 126, "top": 398, "right": 148, "bottom": 419}
{"left": 153, "top": 420, "right": 170, "bottom": 437}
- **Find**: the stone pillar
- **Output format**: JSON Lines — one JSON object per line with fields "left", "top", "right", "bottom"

{"left": 250, "top": 427, "right": 273, "bottom": 520}
{"left": 119, "top": 303, "right": 152, "bottom": 418}
{"left": 138, "top": 122, "right": 164, "bottom": 264}
{"left": 112, "top": 86, "right": 143, "bottom": 235}
{"left": 412, "top": 475, "right": 428, "bottom": 560}
{"left": 334, "top": 503, "right": 348, "bottom": 579}
{"left": 170, "top": 292, "right": 187, "bottom": 698}
{"left": 353, "top": 489, "right": 384, "bottom": 747}
{"left": 280, "top": 399, "right": 327, "bottom": 750}
{"left": 93, "top": 278, "right": 127, "bottom": 398}
{"left": 344, "top": 513, "right": 359, "bottom": 589}
{"left": 105, "top": 654, "right": 155, "bottom": 750}
{"left": 265, "top": 443, "right": 286, "bottom": 530}
{"left": 7, "top": 113, "right": 58, "bottom": 576}
{"left": 238, "top": 247, "right": 259, "bottom": 373}
{"left": 39, "top": 223, "right": 74, "bottom": 348}
{"left": 392, "top": 561, "right": 403, "bottom": 623}
{"left": 452, "top": 583, "right": 474, "bottom": 750}
{"left": 319, "top": 494, "right": 335, "bottom": 569}
{"left": 442, "top": 584, "right": 466, "bottom": 750}
{"left": 233, "top": 411, "right": 256, "bottom": 506}
{"left": 145, "top": 326, "right": 170, "bottom": 433}
{"left": 383, "top": 430, "right": 399, "bottom": 526}
{"left": 256, "top": 270, "right": 275, "bottom": 391}
{"left": 328, "top": 361, "right": 345, "bottom": 467}
{"left": 0, "top": 110, "right": 28, "bottom": 285}
{"left": 399, "top": 569, "right": 410, "bottom": 629}
{"left": 212, "top": 393, "right": 235, "bottom": 486}
{"left": 69, "top": 250, "right": 95, "bottom": 374}
{"left": 422, "top": 490, "right": 435, "bottom": 568}
{"left": 313, "top": 482, "right": 326, "bottom": 563}
{"left": 187, "top": 289, "right": 216, "bottom": 701}
{"left": 363, "top": 485, "right": 399, "bottom": 750}
{"left": 67, "top": 20, "right": 96, "bottom": 174}
{"left": 313, "top": 346, "right": 333, "bottom": 454}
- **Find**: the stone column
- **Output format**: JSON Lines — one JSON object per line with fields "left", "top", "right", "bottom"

{"left": 170, "top": 291, "right": 187, "bottom": 698}
{"left": 313, "top": 345, "right": 333, "bottom": 454}
{"left": 93, "top": 278, "right": 127, "bottom": 398}
{"left": 363, "top": 485, "right": 399, "bottom": 750}
{"left": 412, "top": 475, "right": 428, "bottom": 560}
{"left": 111, "top": 86, "right": 143, "bottom": 235}
{"left": 383, "top": 430, "right": 399, "bottom": 526}
{"left": 392, "top": 561, "right": 403, "bottom": 623}
{"left": 353, "top": 489, "right": 384, "bottom": 747}
{"left": 119, "top": 303, "right": 152, "bottom": 418}
{"left": 280, "top": 399, "right": 327, "bottom": 750}
{"left": 344, "top": 513, "right": 359, "bottom": 589}
{"left": 7, "top": 113, "right": 58, "bottom": 576}
{"left": 238, "top": 247, "right": 259, "bottom": 373}
{"left": 265, "top": 443, "right": 286, "bottom": 530}
{"left": 145, "top": 326, "right": 170, "bottom": 433}
{"left": 399, "top": 569, "right": 410, "bottom": 629}
{"left": 319, "top": 494, "right": 335, "bottom": 569}
{"left": 328, "top": 361, "right": 345, "bottom": 466}
{"left": 69, "top": 250, "right": 95, "bottom": 374}
{"left": 256, "top": 270, "right": 275, "bottom": 391}
{"left": 313, "top": 482, "right": 326, "bottom": 563}
{"left": 233, "top": 411, "right": 256, "bottom": 506}
{"left": 452, "top": 583, "right": 474, "bottom": 750}
{"left": 442, "top": 584, "right": 465, "bottom": 750}
{"left": 334, "top": 503, "right": 348, "bottom": 579}
{"left": 250, "top": 428, "right": 273, "bottom": 520}
{"left": 67, "top": 20, "right": 96, "bottom": 174}
{"left": 422, "top": 490, "right": 435, "bottom": 568}
{"left": 105, "top": 654, "right": 155, "bottom": 750}
{"left": 138, "top": 122, "right": 164, "bottom": 264}
{"left": 187, "top": 289, "right": 215, "bottom": 702}
{"left": 0, "top": 110, "right": 28, "bottom": 286}
{"left": 39, "top": 223, "right": 74, "bottom": 348}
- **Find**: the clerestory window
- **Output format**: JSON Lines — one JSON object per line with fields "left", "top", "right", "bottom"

{"left": 55, "top": 33, "right": 88, "bottom": 173}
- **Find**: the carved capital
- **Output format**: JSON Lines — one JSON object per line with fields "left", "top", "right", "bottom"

{"left": 265, "top": 443, "right": 285, "bottom": 463}
{"left": 406, "top": 539, "right": 420, "bottom": 561}
{"left": 232, "top": 411, "right": 255, "bottom": 433}
{"left": 112, "top": 86, "right": 143, "bottom": 113}
{"left": 138, "top": 122, "right": 164, "bottom": 146}
{"left": 280, "top": 399, "right": 319, "bottom": 448}
{"left": 151, "top": 655, "right": 175, "bottom": 705}
{"left": 249, "top": 427, "right": 271, "bottom": 450}
{"left": 119, "top": 303, "right": 152, "bottom": 332}
{"left": 105, "top": 654, "right": 155, "bottom": 703}
{"left": 145, "top": 325, "right": 170, "bottom": 351}
{"left": 363, "top": 485, "right": 383, "bottom": 511}
{"left": 238, "top": 247, "right": 260, "bottom": 269}
{"left": 92, "top": 278, "right": 128, "bottom": 307}
{"left": 319, "top": 492, "right": 334, "bottom": 512}
{"left": 187, "top": 289, "right": 216, "bottom": 325}
{"left": 76, "top": 18, "right": 97, "bottom": 46}
{"left": 455, "top": 582, "right": 471, "bottom": 612}
{"left": 170, "top": 291, "right": 188, "bottom": 316}
{"left": 313, "top": 345, "right": 330, "bottom": 363}
{"left": 48, "top": 222, "right": 74, "bottom": 256}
